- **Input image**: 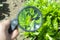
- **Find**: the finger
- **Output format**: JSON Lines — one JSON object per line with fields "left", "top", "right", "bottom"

{"left": 2, "top": 20, "right": 11, "bottom": 29}
{"left": 11, "top": 29, "right": 19, "bottom": 40}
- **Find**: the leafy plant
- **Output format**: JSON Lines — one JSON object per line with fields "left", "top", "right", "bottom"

{"left": 21, "top": 0, "right": 60, "bottom": 40}
{"left": 18, "top": 7, "right": 42, "bottom": 31}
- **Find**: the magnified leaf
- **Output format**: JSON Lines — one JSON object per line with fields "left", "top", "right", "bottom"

{"left": 18, "top": 7, "right": 42, "bottom": 31}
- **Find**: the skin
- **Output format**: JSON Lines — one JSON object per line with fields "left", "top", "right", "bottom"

{"left": 0, "top": 20, "right": 19, "bottom": 40}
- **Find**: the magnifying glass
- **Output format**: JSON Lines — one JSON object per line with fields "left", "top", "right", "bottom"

{"left": 8, "top": 6, "right": 43, "bottom": 33}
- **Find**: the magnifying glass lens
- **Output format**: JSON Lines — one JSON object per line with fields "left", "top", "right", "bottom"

{"left": 18, "top": 6, "right": 42, "bottom": 32}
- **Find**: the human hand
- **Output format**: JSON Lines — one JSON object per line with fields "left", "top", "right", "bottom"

{"left": 0, "top": 20, "right": 19, "bottom": 40}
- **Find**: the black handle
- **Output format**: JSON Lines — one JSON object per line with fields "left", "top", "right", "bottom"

{"left": 8, "top": 25, "right": 18, "bottom": 34}
{"left": 8, "top": 25, "right": 13, "bottom": 34}
{"left": 8, "top": 19, "right": 18, "bottom": 34}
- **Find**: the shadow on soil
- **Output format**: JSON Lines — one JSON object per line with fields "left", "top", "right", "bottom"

{"left": 0, "top": 0, "right": 10, "bottom": 20}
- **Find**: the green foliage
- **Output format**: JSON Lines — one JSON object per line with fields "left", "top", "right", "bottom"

{"left": 22, "top": 0, "right": 60, "bottom": 40}
{"left": 18, "top": 7, "right": 42, "bottom": 31}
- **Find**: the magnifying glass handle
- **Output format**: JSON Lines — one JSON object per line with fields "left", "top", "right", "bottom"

{"left": 8, "top": 19, "right": 18, "bottom": 34}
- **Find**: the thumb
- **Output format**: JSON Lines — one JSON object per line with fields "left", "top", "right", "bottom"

{"left": 11, "top": 29, "right": 19, "bottom": 40}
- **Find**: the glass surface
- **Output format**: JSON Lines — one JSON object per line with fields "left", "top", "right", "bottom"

{"left": 18, "top": 6, "right": 42, "bottom": 31}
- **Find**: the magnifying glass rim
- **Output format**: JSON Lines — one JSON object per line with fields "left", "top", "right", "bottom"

{"left": 17, "top": 6, "right": 43, "bottom": 32}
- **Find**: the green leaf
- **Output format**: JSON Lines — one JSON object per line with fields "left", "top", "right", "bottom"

{"left": 52, "top": 18, "right": 58, "bottom": 31}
